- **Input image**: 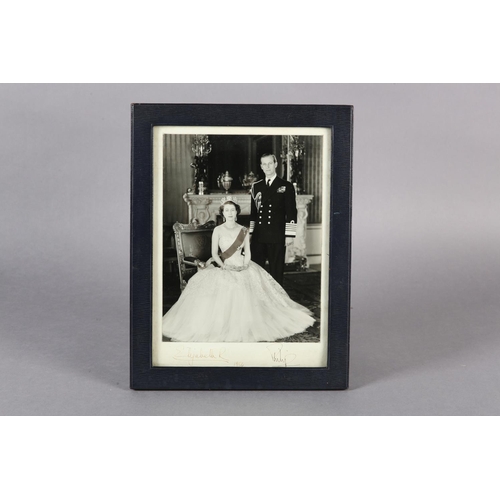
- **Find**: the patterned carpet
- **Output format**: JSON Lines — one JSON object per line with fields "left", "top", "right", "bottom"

{"left": 162, "top": 267, "right": 321, "bottom": 343}
{"left": 276, "top": 270, "right": 321, "bottom": 342}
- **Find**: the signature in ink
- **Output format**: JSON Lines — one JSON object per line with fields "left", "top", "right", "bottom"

{"left": 267, "top": 344, "right": 299, "bottom": 367}
{"left": 173, "top": 347, "right": 230, "bottom": 365}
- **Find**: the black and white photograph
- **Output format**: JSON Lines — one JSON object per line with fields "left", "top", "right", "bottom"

{"left": 151, "top": 126, "right": 332, "bottom": 368}
{"left": 131, "top": 103, "right": 352, "bottom": 390}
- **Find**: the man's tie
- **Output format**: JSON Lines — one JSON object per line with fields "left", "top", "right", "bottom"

{"left": 266, "top": 179, "right": 271, "bottom": 188}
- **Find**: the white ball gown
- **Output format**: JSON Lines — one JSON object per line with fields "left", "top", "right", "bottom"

{"left": 162, "top": 230, "right": 315, "bottom": 342}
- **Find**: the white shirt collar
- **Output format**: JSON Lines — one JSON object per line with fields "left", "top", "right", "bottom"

{"left": 266, "top": 174, "right": 277, "bottom": 185}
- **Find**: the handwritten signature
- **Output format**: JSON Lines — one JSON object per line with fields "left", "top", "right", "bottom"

{"left": 173, "top": 347, "right": 230, "bottom": 366}
{"left": 267, "top": 344, "right": 299, "bottom": 367}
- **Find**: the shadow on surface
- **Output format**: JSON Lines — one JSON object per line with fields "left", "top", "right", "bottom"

{"left": 349, "top": 244, "right": 500, "bottom": 390}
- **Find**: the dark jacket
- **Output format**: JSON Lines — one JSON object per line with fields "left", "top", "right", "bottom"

{"left": 249, "top": 177, "right": 297, "bottom": 244}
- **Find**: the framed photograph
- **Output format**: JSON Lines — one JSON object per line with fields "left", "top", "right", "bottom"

{"left": 131, "top": 104, "right": 352, "bottom": 390}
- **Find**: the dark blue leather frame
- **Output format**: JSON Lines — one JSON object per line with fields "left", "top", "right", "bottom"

{"left": 131, "top": 104, "right": 352, "bottom": 390}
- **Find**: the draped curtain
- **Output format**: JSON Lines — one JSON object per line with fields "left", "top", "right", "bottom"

{"left": 302, "top": 136, "right": 323, "bottom": 224}
{"left": 163, "top": 134, "right": 193, "bottom": 226}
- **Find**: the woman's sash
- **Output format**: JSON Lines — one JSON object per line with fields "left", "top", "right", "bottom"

{"left": 220, "top": 228, "right": 247, "bottom": 261}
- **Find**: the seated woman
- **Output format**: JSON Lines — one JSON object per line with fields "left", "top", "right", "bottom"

{"left": 162, "top": 196, "right": 315, "bottom": 342}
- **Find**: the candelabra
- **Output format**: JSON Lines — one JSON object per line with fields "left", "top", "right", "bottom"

{"left": 281, "top": 135, "right": 305, "bottom": 193}
{"left": 190, "top": 135, "right": 212, "bottom": 194}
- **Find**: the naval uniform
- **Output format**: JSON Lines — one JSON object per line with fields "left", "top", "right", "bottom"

{"left": 249, "top": 176, "right": 297, "bottom": 285}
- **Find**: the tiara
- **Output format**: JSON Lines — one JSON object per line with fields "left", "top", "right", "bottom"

{"left": 220, "top": 195, "right": 238, "bottom": 206}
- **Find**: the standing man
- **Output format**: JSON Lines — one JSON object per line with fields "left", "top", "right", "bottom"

{"left": 250, "top": 153, "right": 297, "bottom": 286}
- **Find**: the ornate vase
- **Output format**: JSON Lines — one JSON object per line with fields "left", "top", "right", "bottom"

{"left": 218, "top": 171, "right": 233, "bottom": 193}
{"left": 240, "top": 171, "right": 259, "bottom": 193}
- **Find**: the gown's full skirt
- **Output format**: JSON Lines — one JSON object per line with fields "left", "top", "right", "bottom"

{"left": 162, "top": 259, "right": 315, "bottom": 343}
